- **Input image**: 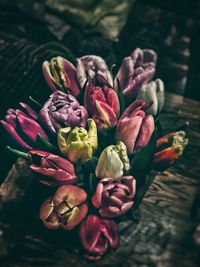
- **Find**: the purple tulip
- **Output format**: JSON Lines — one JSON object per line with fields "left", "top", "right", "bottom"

{"left": 114, "top": 48, "right": 157, "bottom": 103}
{"left": 42, "top": 56, "right": 80, "bottom": 97}
{"left": 39, "top": 91, "right": 88, "bottom": 135}
{"left": 28, "top": 150, "right": 78, "bottom": 186}
{"left": 115, "top": 99, "right": 155, "bottom": 154}
{"left": 1, "top": 103, "right": 49, "bottom": 150}
{"left": 92, "top": 176, "right": 136, "bottom": 218}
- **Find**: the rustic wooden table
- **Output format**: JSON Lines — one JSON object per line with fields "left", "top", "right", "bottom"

{"left": 0, "top": 92, "right": 200, "bottom": 267}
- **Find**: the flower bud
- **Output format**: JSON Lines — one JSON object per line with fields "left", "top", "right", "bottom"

{"left": 114, "top": 48, "right": 157, "bottom": 103}
{"left": 137, "top": 79, "right": 165, "bottom": 116}
{"left": 42, "top": 56, "right": 80, "bottom": 96}
{"left": 115, "top": 99, "right": 155, "bottom": 154}
{"left": 58, "top": 119, "right": 98, "bottom": 163}
{"left": 95, "top": 141, "right": 130, "bottom": 179}
{"left": 76, "top": 55, "right": 113, "bottom": 88}
{"left": 79, "top": 215, "right": 119, "bottom": 260}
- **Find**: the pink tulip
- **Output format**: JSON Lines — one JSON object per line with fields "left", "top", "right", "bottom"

{"left": 115, "top": 99, "right": 155, "bottom": 154}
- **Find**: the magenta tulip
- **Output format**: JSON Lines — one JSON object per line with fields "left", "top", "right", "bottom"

{"left": 79, "top": 215, "right": 119, "bottom": 260}
{"left": 1, "top": 103, "right": 48, "bottom": 150}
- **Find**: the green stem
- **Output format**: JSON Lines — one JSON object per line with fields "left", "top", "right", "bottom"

{"left": 6, "top": 146, "right": 29, "bottom": 160}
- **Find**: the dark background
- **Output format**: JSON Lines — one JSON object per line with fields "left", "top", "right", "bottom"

{"left": 0, "top": 0, "right": 200, "bottom": 179}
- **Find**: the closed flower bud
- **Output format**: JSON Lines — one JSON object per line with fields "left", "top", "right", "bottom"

{"left": 79, "top": 215, "right": 119, "bottom": 260}
{"left": 84, "top": 80, "right": 120, "bottom": 132}
{"left": 114, "top": 48, "right": 157, "bottom": 103}
{"left": 42, "top": 56, "right": 80, "bottom": 96}
{"left": 115, "top": 99, "right": 155, "bottom": 154}
{"left": 95, "top": 141, "right": 130, "bottom": 179}
{"left": 28, "top": 150, "right": 78, "bottom": 186}
{"left": 153, "top": 131, "right": 188, "bottom": 171}
{"left": 92, "top": 176, "right": 136, "bottom": 218}
{"left": 58, "top": 119, "right": 98, "bottom": 163}
{"left": 76, "top": 55, "right": 113, "bottom": 88}
{"left": 0, "top": 103, "right": 48, "bottom": 150}
{"left": 137, "top": 79, "right": 165, "bottom": 116}
{"left": 39, "top": 91, "right": 88, "bottom": 135}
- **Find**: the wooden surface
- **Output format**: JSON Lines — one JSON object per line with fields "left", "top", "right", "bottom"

{"left": 0, "top": 92, "right": 200, "bottom": 267}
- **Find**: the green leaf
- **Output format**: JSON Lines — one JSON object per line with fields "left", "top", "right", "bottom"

{"left": 89, "top": 173, "right": 98, "bottom": 195}
{"left": 36, "top": 134, "right": 58, "bottom": 153}
{"left": 116, "top": 78, "right": 126, "bottom": 115}
{"left": 6, "top": 146, "right": 29, "bottom": 160}
{"left": 131, "top": 129, "right": 157, "bottom": 176}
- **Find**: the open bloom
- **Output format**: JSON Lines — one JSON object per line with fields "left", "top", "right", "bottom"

{"left": 39, "top": 91, "right": 88, "bottom": 135}
{"left": 58, "top": 119, "right": 98, "bottom": 163}
{"left": 42, "top": 56, "right": 80, "bottom": 96}
{"left": 137, "top": 79, "right": 165, "bottom": 116}
{"left": 153, "top": 131, "right": 188, "bottom": 171}
{"left": 84, "top": 80, "right": 120, "bottom": 132}
{"left": 79, "top": 215, "right": 119, "bottom": 260}
{"left": 0, "top": 103, "right": 48, "bottom": 150}
{"left": 92, "top": 176, "right": 136, "bottom": 218}
{"left": 95, "top": 141, "right": 130, "bottom": 179}
{"left": 40, "top": 185, "right": 88, "bottom": 230}
{"left": 115, "top": 99, "right": 155, "bottom": 154}
{"left": 28, "top": 150, "right": 78, "bottom": 186}
{"left": 114, "top": 48, "right": 157, "bottom": 103}
{"left": 76, "top": 55, "right": 113, "bottom": 88}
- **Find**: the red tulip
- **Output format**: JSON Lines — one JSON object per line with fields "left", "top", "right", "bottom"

{"left": 79, "top": 215, "right": 119, "bottom": 260}
{"left": 92, "top": 176, "right": 136, "bottom": 218}
{"left": 115, "top": 99, "right": 155, "bottom": 154}
{"left": 28, "top": 150, "right": 78, "bottom": 186}
{"left": 84, "top": 80, "right": 120, "bottom": 131}
{"left": 40, "top": 185, "right": 88, "bottom": 230}
{"left": 153, "top": 131, "right": 188, "bottom": 171}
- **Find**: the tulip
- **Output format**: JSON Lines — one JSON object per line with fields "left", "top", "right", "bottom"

{"left": 95, "top": 141, "right": 130, "bottom": 179}
{"left": 84, "top": 80, "right": 120, "bottom": 132}
{"left": 92, "top": 176, "right": 136, "bottom": 218}
{"left": 42, "top": 56, "right": 80, "bottom": 96}
{"left": 137, "top": 79, "right": 165, "bottom": 116}
{"left": 76, "top": 55, "right": 113, "bottom": 88}
{"left": 114, "top": 48, "right": 157, "bottom": 103}
{"left": 79, "top": 215, "right": 119, "bottom": 260}
{"left": 40, "top": 185, "right": 88, "bottom": 230}
{"left": 153, "top": 131, "right": 188, "bottom": 171}
{"left": 28, "top": 150, "right": 78, "bottom": 186}
{"left": 58, "top": 118, "right": 98, "bottom": 163}
{"left": 115, "top": 99, "right": 155, "bottom": 154}
{"left": 39, "top": 91, "right": 88, "bottom": 135}
{"left": 0, "top": 103, "right": 49, "bottom": 150}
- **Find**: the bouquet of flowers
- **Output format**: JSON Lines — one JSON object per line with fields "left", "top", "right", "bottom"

{"left": 0, "top": 48, "right": 188, "bottom": 260}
